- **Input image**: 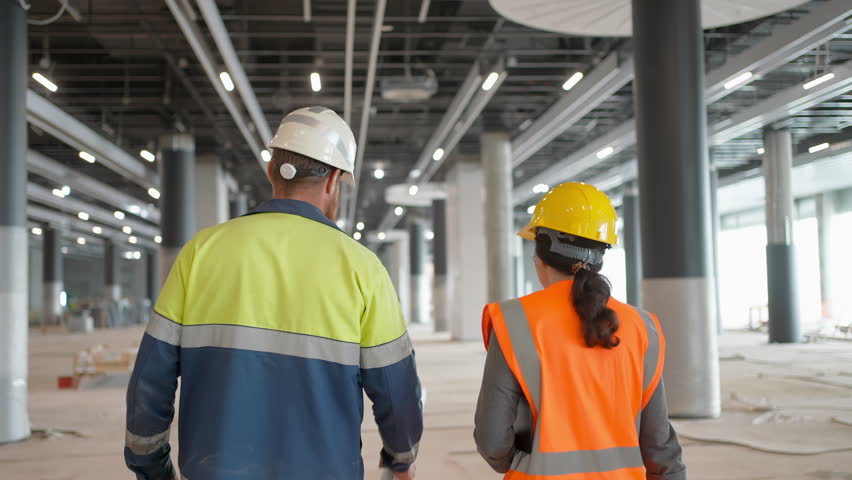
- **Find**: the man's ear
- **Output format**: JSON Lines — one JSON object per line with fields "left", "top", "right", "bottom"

{"left": 324, "top": 169, "right": 342, "bottom": 194}
{"left": 267, "top": 159, "right": 277, "bottom": 184}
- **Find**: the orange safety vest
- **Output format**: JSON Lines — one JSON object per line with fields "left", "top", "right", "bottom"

{"left": 481, "top": 280, "right": 665, "bottom": 480}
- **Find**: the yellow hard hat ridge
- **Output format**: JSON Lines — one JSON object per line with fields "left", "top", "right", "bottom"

{"left": 518, "top": 182, "right": 619, "bottom": 245}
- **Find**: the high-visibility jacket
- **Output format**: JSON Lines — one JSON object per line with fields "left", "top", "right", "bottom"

{"left": 481, "top": 280, "right": 665, "bottom": 479}
{"left": 125, "top": 199, "right": 423, "bottom": 480}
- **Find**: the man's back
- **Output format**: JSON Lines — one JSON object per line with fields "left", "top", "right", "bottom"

{"left": 126, "top": 199, "right": 423, "bottom": 480}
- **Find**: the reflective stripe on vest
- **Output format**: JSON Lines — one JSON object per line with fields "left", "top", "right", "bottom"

{"left": 496, "top": 298, "right": 663, "bottom": 477}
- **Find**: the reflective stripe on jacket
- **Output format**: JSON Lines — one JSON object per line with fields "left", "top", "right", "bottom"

{"left": 480, "top": 280, "right": 665, "bottom": 479}
{"left": 125, "top": 199, "right": 423, "bottom": 480}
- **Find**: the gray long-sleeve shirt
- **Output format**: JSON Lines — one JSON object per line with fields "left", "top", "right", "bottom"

{"left": 474, "top": 332, "right": 686, "bottom": 479}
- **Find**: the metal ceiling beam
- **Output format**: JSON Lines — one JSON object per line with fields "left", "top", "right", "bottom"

{"left": 346, "top": 0, "right": 387, "bottom": 228}
{"left": 344, "top": 0, "right": 355, "bottom": 125}
{"left": 27, "top": 183, "right": 160, "bottom": 239}
{"left": 511, "top": 52, "right": 634, "bottom": 168}
{"left": 26, "top": 90, "right": 157, "bottom": 190}
{"left": 705, "top": 0, "right": 852, "bottom": 104}
{"left": 165, "top": 0, "right": 265, "bottom": 169}
{"left": 196, "top": 0, "right": 273, "bottom": 145}
{"left": 513, "top": 10, "right": 852, "bottom": 205}
{"left": 27, "top": 150, "right": 160, "bottom": 223}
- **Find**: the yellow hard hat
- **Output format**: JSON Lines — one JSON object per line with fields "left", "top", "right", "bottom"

{"left": 518, "top": 182, "right": 619, "bottom": 245}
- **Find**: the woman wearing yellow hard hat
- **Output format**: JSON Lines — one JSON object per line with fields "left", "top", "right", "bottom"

{"left": 474, "top": 182, "right": 686, "bottom": 479}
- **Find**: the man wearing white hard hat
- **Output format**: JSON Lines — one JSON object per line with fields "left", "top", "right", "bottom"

{"left": 125, "top": 107, "right": 423, "bottom": 480}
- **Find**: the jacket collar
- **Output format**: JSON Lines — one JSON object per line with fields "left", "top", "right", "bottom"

{"left": 243, "top": 199, "right": 340, "bottom": 231}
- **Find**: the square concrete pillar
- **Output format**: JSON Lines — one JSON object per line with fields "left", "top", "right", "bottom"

{"left": 446, "top": 157, "right": 487, "bottom": 342}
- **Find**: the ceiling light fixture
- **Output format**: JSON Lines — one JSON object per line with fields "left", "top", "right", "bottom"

{"left": 409, "top": 185, "right": 419, "bottom": 196}
{"left": 77, "top": 212, "right": 90, "bottom": 221}
{"left": 78, "top": 151, "right": 96, "bottom": 163}
{"left": 114, "top": 211, "right": 125, "bottom": 220}
{"left": 32, "top": 72, "right": 58, "bottom": 92}
{"left": 596, "top": 146, "right": 615, "bottom": 160}
{"left": 261, "top": 149, "right": 272, "bottom": 162}
{"left": 140, "top": 150, "right": 156, "bottom": 162}
{"left": 31, "top": 227, "right": 43, "bottom": 236}
{"left": 432, "top": 148, "right": 445, "bottom": 161}
{"left": 425, "top": 231, "right": 435, "bottom": 240}
{"left": 122, "top": 226, "right": 133, "bottom": 234}
{"left": 61, "top": 185, "right": 71, "bottom": 196}
{"left": 562, "top": 72, "right": 584, "bottom": 91}
{"left": 532, "top": 184, "right": 549, "bottom": 194}
{"left": 757, "top": 147, "right": 765, "bottom": 155}
{"left": 154, "top": 235, "right": 162, "bottom": 244}
{"left": 373, "top": 168, "right": 385, "bottom": 180}
{"left": 481, "top": 72, "right": 500, "bottom": 91}
{"left": 92, "top": 226, "right": 103, "bottom": 235}
{"left": 353, "top": 232, "right": 362, "bottom": 240}
{"left": 527, "top": 205, "right": 536, "bottom": 214}
{"left": 77, "top": 237, "right": 86, "bottom": 245}
{"left": 394, "top": 206, "right": 404, "bottom": 216}
{"left": 148, "top": 187, "right": 161, "bottom": 200}
{"left": 128, "top": 236, "right": 138, "bottom": 244}
{"left": 219, "top": 71, "right": 235, "bottom": 92}
{"left": 356, "top": 222, "right": 365, "bottom": 231}
{"left": 310, "top": 72, "right": 322, "bottom": 92}
{"left": 803, "top": 72, "right": 835, "bottom": 90}
{"left": 808, "top": 142, "right": 830, "bottom": 153}
{"left": 377, "top": 232, "right": 386, "bottom": 241}
{"left": 723, "top": 71, "right": 753, "bottom": 90}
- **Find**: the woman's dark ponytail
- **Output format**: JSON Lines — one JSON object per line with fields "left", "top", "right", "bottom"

{"left": 570, "top": 268, "right": 620, "bottom": 348}
{"left": 535, "top": 231, "right": 620, "bottom": 348}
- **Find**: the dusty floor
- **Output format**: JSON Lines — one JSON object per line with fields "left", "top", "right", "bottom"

{"left": 1, "top": 325, "right": 852, "bottom": 479}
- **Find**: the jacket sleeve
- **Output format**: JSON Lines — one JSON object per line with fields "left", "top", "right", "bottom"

{"left": 360, "top": 260, "right": 423, "bottom": 473}
{"left": 474, "top": 331, "right": 526, "bottom": 473}
{"left": 125, "top": 245, "right": 193, "bottom": 480}
{"left": 639, "top": 380, "right": 687, "bottom": 480}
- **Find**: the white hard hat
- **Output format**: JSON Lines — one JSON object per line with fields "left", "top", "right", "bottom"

{"left": 268, "top": 106, "right": 357, "bottom": 182}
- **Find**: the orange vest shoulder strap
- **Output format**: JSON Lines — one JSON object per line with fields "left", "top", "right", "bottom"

{"left": 623, "top": 305, "right": 666, "bottom": 409}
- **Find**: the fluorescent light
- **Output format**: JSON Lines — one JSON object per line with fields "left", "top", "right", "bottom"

{"left": 373, "top": 168, "right": 385, "bottom": 180}
{"left": 128, "top": 236, "right": 138, "bottom": 244}
{"left": 532, "top": 184, "right": 549, "bottom": 194}
{"left": 377, "top": 232, "right": 387, "bottom": 241}
{"left": 596, "top": 146, "right": 615, "bottom": 160}
{"left": 394, "top": 206, "right": 404, "bottom": 216}
{"left": 77, "top": 212, "right": 90, "bottom": 221}
{"left": 31, "top": 227, "right": 43, "bottom": 236}
{"left": 411, "top": 169, "right": 422, "bottom": 178}
{"left": 482, "top": 72, "right": 500, "bottom": 91}
{"left": 92, "top": 226, "right": 103, "bottom": 235}
{"left": 409, "top": 185, "right": 419, "bottom": 196}
{"left": 76, "top": 237, "right": 86, "bottom": 245}
{"left": 78, "top": 151, "right": 96, "bottom": 163}
{"left": 61, "top": 185, "right": 71, "bottom": 196}
{"left": 562, "top": 72, "right": 584, "bottom": 91}
{"left": 809, "top": 142, "right": 830, "bottom": 153}
{"left": 310, "top": 72, "right": 322, "bottom": 92}
{"left": 122, "top": 226, "right": 133, "bottom": 234}
{"left": 51, "top": 188, "right": 65, "bottom": 198}
{"left": 757, "top": 147, "right": 765, "bottom": 155}
{"left": 356, "top": 222, "right": 365, "bottom": 231}
{"left": 803, "top": 72, "right": 835, "bottom": 90}
{"left": 432, "top": 148, "right": 445, "bottom": 161}
{"left": 123, "top": 252, "right": 134, "bottom": 259}
{"left": 61, "top": 247, "right": 68, "bottom": 254}
{"left": 32, "top": 72, "right": 58, "bottom": 92}
{"left": 723, "top": 71, "right": 753, "bottom": 90}
{"left": 147, "top": 187, "right": 160, "bottom": 199}
{"left": 353, "top": 232, "right": 362, "bottom": 241}
{"left": 154, "top": 235, "right": 162, "bottom": 244}
{"left": 261, "top": 149, "right": 272, "bottom": 162}
{"left": 127, "top": 205, "right": 142, "bottom": 215}
{"left": 425, "top": 231, "right": 435, "bottom": 240}
{"left": 219, "top": 72, "right": 235, "bottom": 92}
{"left": 133, "top": 251, "right": 142, "bottom": 260}
{"left": 114, "top": 211, "right": 125, "bottom": 220}
{"left": 527, "top": 205, "right": 536, "bottom": 214}
{"left": 60, "top": 291, "right": 67, "bottom": 306}
{"left": 140, "top": 149, "right": 156, "bottom": 162}
{"left": 336, "top": 219, "right": 346, "bottom": 229}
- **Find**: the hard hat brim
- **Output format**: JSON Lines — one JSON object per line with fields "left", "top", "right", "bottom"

{"left": 517, "top": 224, "right": 536, "bottom": 240}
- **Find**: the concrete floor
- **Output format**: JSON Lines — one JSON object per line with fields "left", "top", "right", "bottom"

{"left": 2, "top": 326, "right": 852, "bottom": 479}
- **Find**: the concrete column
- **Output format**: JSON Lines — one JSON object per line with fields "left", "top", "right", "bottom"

{"left": 622, "top": 182, "right": 642, "bottom": 307}
{"left": 816, "top": 192, "right": 834, "bottom": 320}
{"left": 379, "top": 233, "right": 411, "bottom": 323}
{"left": 632, "top": 0, "right": 720, "bottom": 417}
{"left": 104, "top": 240, "right": 121, "bottom": 302}
{"left": 158, "top": 134, "right": 195, "bottom": 283}
{"left": 42, "top": 227, "right": 64, "bottom": 327}
{"left": 446, "top": 157, "right": 487, "bottom": 341}
{"left": 408, "top": 220, "right": 430, "bottom": 325}
{"left": 146, "top": 249, "right": 159, "bottom": 305}
{"left": 195, "top": 154, "right": 229, "bottom": 229}
{"left": 230, "top": 191, "right": 249, "bottom": 218}
{"left": 432, "top": 199, "right": 449, "bottom": 332}
{"left": 0, "top": 0, "right": 31, "bottom": 443}
{"left": 710, "top": 166, "right": 723, "bottom": 334}
{"left": 763, "top": 128, "right": 800, "bottom": 343}
{"left": 481, "top": 132, "right": 514, "bottom": 303}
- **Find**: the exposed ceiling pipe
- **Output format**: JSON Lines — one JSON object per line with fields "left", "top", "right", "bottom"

{"left": 303, "top": 0, "right": 312, "bottom": 23}
{"left": 196, "top": 0, "right": 273, "bottom": 145}
{"left": 27, "top": 149, "right": 161, "bottom": 223}
{"left": 26, "top": 90, "right": 156, "bottom": 189}
{"left": 346, "top": 0, "right": 388, "bottom": 227}
{"left": 418, "top": 0, "right": 431, "bottom": 24}
{"left": 165, "top": 0, "right": 265, "bottom": 169}
{"left": 27, "top": 183, "right": 161, "bottom": 239}
{"left": 344, "top": 0, "right": 356, "bottom": 125}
